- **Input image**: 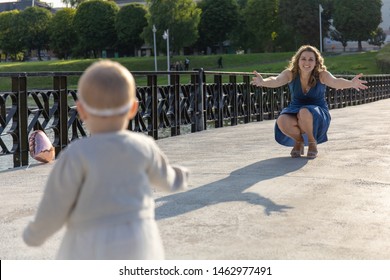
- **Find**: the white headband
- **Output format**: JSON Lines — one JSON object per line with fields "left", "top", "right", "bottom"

{"left": 78, "top": 94, "right": 132, "bottom": 117}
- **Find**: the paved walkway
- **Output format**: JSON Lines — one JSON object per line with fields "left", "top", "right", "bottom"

{"left": 1, "top": 99, "right": 390, "bottom": 260}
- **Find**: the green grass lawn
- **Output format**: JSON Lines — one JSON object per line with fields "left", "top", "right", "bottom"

{"left": 0, "top": 52, "right": 294, "bottom": 73}
{"left": 323, "top": 51, "right": 381, "bottom": 75}
{"left": 0, "top": 50, "right": 384, "bottom": 91}
{"left": 0, "top": 50, "right": 382, "bottom": 74}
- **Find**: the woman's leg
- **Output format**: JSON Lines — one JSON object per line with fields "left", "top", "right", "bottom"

{"left": 296, "top": 108, "right": 315, "bottom": 141}
{"left": 276, "top": 114, "right": 304, "bottom": 156}
{"left": 297, "top": 108, "right": 318, "bottom": 157}
{"left": 276, "top": 114, "right": 303, "bottom": 142}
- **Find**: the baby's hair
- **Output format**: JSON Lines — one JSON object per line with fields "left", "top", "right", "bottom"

{"left": 77, "top": 60, "right": 136, "bottom": 116}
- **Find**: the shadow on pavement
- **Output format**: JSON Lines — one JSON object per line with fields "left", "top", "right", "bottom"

{"left": 156, "top": 157, "right": 308, "bottom": 219}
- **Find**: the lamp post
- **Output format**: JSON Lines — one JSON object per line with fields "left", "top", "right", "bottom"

{"left": 152, "top": 25, "right": 157, "bottom": 71}
{"left": 319, "top": 4, "right": 323, "bottom": 52}
{"left": 162, "top": 29, "right": 170, "bottom": 84}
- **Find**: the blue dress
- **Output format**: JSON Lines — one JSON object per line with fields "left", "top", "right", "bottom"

{"left": 274, "top": 77, "right": 331, "bottom": 147}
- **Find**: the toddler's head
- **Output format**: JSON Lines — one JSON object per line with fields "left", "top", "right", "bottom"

{"left": 77, "top": 60, "right": 137, "bottom": 133}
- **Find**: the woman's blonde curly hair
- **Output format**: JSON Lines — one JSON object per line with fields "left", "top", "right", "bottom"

{"left": 287, "top": 45, "right": 327, "bottom": 87}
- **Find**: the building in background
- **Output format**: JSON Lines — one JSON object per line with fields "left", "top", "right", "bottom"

{"left": 0, "top": 0, "right": 52, "bottom": 12}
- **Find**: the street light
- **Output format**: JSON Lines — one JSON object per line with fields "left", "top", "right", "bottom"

{"left": 152, "top": 25, "right": 157, "bottom": 71}
{"left": 162, "top": 29, "right": 170, "bottom": 84}
{"left": 319, "top": 4, "right": 323, "bottom": 52}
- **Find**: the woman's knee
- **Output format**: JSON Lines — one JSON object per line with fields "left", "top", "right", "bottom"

{"left": 277, "top": 115, "right": 297, "bottom": 129}
{"left": 297, "top": 108, "right": 312, "bottom": 120}
{"left": 276, "top": 115, "right": 286, "bottom": 128}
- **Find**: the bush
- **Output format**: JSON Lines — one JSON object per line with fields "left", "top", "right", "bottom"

{"left": 376, "top": 44, "right": 390, "bottom": 73}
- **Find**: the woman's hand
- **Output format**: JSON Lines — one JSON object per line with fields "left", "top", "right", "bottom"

{"left": 251, "top": 71, "right": 264, "bottom": 87}
{"left": 351, "top": 73, "right": 368, "bottom": 91}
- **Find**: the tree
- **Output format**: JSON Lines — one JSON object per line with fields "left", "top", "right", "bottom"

{"left": 20, "top": 7, "right": 52, "bottom": 60}
{"left": 237, "top": 0, "right": 249, "bottom": 8}
{"left": 116, "top": 4, "right": 148, "bottom": 56}
{"left": 333, "top": 0, "right": 382, "bottom": 51}
{"left": 229, "top": 4, "right": 252, "bottom": 53}
{"left": 368, "top": 27, "right": 387, "bottom": 47}
{"left": 197, "top": 0, "right": 240, "bottom": 54}
{"left": 73, "top": 0, "right": 119, "bottom": 58}
{"left": 279, "top": 0, "right": 333, "bottom": 50}
{"left": 330, "top": 29, "right": 348, "bottom": 52}
{"left": 243, "top": 0, "right": 281, "bottom": 52}
{"left": 49, "top": 8, "right": 78, "bottom": 59}
{"left": 0, "top": 10, "right": 25, "bottom": 60}
{"left": 142, "top": 0, "right": 201, "bottom": 55}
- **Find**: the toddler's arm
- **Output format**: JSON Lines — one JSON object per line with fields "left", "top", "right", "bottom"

{"left": 23, "top": 149, "right": 83, "bottom": 246}
{"left": 146, "top": 139, "right": 189, "bottom": 192}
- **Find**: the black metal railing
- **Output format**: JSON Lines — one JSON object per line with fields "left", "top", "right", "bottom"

{"left": 1, "top": 70, "right": 390, "bottom": 170}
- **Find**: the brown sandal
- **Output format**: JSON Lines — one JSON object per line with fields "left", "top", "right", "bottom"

{"left": 290, "top": 142, "right": 304, "bottom": 158}
{"left": 307, "top": 141, "right": 318, "bottom": 159}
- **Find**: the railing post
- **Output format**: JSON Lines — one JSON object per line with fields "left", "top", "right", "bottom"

{"left": 243, "top": 75, "right": 251, "bottom": 123}
{"left": 147, "top": 74, "right": 158, "bottom": 139}
{"left": 171, "top": 73, "right": 180, "bottom": 136}
{"left": 229, "top": 75, "right": 238, "bottom": 126}
{"left": 383, "top": 76, "right": 389, "bottom": 99}
{"left": 374, "top": 76, "right": 378, "bottom": 100}
{"left": 12, "top": 75, "right": 28, "bottom": 167}
{"left": 355, "top": 88, "right": 360, "bottom": 105}
{"left": 214, "top": 74, "right": 223, "bottom": 128}
{"left": 53, "top": 76, "right": 68, "bottom": 156}
{"left": 192, "top": 69, "right": 204, "bottom": 132}
{"left": 362, "top": 84, "right": 367, "bottom": 104}
{"left": 258, "top": 86, "right": 264, "bottom": 122}
{"left": 379, "top": 76, "right": 384, "bottom": 99}
{"left": 347, "top": 86, "right": 352, "bottom": 106}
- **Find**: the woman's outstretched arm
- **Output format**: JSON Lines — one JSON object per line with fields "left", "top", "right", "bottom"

{"left": 252, "top": 69, "right": 292, "bottom": 88}
{"left": 320, "top": 71, "right": 368, "bottom": 91}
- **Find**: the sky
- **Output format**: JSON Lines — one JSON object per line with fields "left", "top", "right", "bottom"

{"left": 381, "top": 0, "right": 390, "bottom": 30}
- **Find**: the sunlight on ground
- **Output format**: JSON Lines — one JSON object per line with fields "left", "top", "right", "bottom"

{"left": 0, "top": 63, "right": 24, "bottom": 68}
{"left": 48, "top": 60, "right": 89, "bottom": 66}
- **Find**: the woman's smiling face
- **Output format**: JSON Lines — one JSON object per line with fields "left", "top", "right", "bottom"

{"left": 299, "top": 51, "right": 316, "bottom": 73}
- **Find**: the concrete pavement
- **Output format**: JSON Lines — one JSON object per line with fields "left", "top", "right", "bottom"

{"left": 1, "top": 99, "right": 390, "bottom": 259}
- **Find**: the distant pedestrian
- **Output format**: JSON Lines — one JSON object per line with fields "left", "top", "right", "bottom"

{"left": 184, "top": 57, "right": 190, "bottom": 70}
{"left": 217, "top": 56, "right": 223, "bottom": 68}
{"left": 23, "top": 60, "right": 189, "bottom": 259}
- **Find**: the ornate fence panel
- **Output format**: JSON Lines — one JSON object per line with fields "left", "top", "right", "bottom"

{"left": 1, "top": 70, "right": 389, "bottom": 170}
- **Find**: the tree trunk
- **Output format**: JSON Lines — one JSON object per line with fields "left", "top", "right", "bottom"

{"left": 358, "top": 41, "right": 363, "bottom": 51}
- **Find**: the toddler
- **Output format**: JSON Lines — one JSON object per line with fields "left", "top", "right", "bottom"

{"left": 23, "top": 60, "right": 189, "bottom": 259}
